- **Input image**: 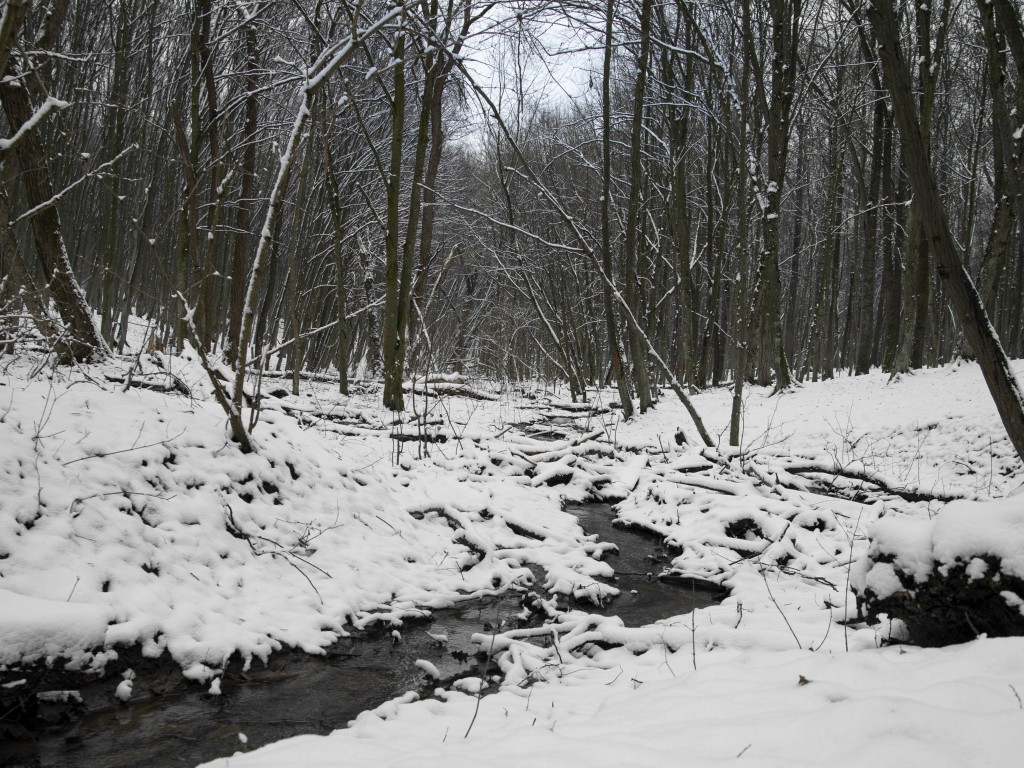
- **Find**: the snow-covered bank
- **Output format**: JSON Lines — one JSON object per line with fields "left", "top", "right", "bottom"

{"left": 199, "top": 637, "right": 1024, "bottom": 768}
{"left": 685, "top": 361, "right": 1024, "bottom": 499}
{"left": 195, "top": 360, "right": 1023, "bottom": 768}
{"left": 3, "top": 354, "right": 1024, "bottom": 767}
{"left": 0, "top": 353, "right": 610, "bottom": 681}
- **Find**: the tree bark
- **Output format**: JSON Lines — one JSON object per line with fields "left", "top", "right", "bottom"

{"left": 382, "top": 28, "right": 408, "bottom": 411}
{"left": 622, "top": 0, "right": 655, "bottom": 412}
{"left": 226, "top": 13, "right": 260, "bottom": 366}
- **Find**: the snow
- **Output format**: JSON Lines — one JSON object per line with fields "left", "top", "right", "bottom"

{"left": 2, "top": 353, "right": 1024, "bottom": 766}
{"left": 0, "top": 587, "right": 107, "bottom": 666}
{"left": 198, "top": 639, "right": 1024, "bottom": 768}
{"left": 931, "top": 496, "right": 1024, "bottom": 577}
{"left": 855, "top": 494, "right": 1024, "bottom": 604}
{"left": 451, "top": 676, "right": 484, "bottom": 694}
{"left": 414, "top": 659, "right": 440, "bottom": 679}
{"left": 0, "top": 95, "right": 68, "bottom": 152}
{"left": 0, "top": 353, "right": 612, "bottom": 677}
{"left": 114, "top": 678, "right": 133, "bottom": 702}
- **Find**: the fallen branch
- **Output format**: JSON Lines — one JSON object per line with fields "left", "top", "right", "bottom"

{"left": 103, "top": 371, "right": 192, "bottom": 397}
{"left": 771, "top": 459, "right": 964, "bottom": 503}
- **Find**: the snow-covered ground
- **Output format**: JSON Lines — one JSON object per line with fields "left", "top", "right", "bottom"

{"left": 0, "top": 351, "right": 614, "bottom": 678}
{"left": 2, "top": 353, "right": 1023, "bottom": 766}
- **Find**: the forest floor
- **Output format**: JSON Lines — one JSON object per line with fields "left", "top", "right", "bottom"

{"left": 2, "top": 351, "right": 1023, "bottom": 767}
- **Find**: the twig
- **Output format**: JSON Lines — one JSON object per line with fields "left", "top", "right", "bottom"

{"left": 70, "top": 490, "right": 174, "bottom": 515}
{"left": 10, "top": 144, "right": 138, "bottom": 225}
{"left": 105, "top": 370, "right": 192, "bottom": 396}
{"left": 465, "top": 614, "right": 502, "bottom": 739}
{"left": 63, "top": 430, "right": 186, "bottom": 465}
{"left": 271, "top": 552, "right": 324, "bottom": 605}
{"left": 690, "top": 582, "right": 697, "bottom": 670}
{"left": 121, "top": 322, "right": 152, "bottom": 392}
{"left": 844, "top": 508, "right": 864, "bottom": 651}
{"left": 761, "top": 567, "right": 802, "bottom": 649}
{"left": 374, "top": 515, "right": 398, "bottom": 534}
{"left": 812, "top": 607, "right": 833, "bottom": 652}
{"left": 605, "top": 666, "right": 623, "bottom": 686}
{"left": 781, "top": 460, "right": 963, "bottom": 502}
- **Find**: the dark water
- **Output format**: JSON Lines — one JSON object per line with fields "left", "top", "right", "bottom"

{"left": 0, "top": 597, "right": 524, "bottom": 768}
{"left": 565, "top": 502, "right": 724, "bottom": 626}
{"left": 1, "top": 504, "right": 722, "bottom": 768}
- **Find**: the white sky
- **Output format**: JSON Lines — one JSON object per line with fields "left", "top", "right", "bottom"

{"left": 458, "top": 4, "right": 603, "bottom": 130}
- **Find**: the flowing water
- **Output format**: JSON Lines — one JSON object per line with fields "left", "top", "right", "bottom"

{"left": 564, "top": 501, "right": 725, "bottom": 625}
{"left": 2, "top": 503, "right": 723, "bottom": 768}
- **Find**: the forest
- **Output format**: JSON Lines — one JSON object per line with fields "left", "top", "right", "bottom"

{"left": 1, "top": 0, "right": 1022, "bottom": 429}
{"left": 2, "top": 1, "right": 1024, "bottom": 766}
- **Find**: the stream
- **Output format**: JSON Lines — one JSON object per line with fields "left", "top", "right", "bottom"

{"left": 1, "top": 503, "right": 723, "bottom": 768}
{"left": 565, "top": 502, "right": 724, "bottom": 625}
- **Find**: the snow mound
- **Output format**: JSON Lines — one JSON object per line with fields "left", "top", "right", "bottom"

{"left": 854, "top": 496, "right": 1024, "bottom": 645}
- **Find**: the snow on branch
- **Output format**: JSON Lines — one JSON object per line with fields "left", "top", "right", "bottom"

{"left": 0, "top": 95, "right": 68, "bottom": 154}
{"left": 9, "top": 144, "right": 138, "bottom": 226}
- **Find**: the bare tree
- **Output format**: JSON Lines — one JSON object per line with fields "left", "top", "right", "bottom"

{"left": 866, "top": 0, "right": 1024, "bottom": 462}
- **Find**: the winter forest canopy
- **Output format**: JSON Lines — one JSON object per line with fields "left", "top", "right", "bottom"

{"left": 0, "top": 0, "right": 1022, "bottom": 451}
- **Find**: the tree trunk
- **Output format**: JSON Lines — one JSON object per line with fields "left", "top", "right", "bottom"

{"left": 602, "top": 0, "right": 634, "bottom": 418}
{"left": 855, "top": 81, "right": 885, "bottom": 375}
{"left": 226, "top": 13, "right": 260, "bottom": 366}
{"left": 1, "top": 66, "right": 107, "bottom": 361}
{"left": 622, "top": 0, "right": 655, "bottom": 412}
